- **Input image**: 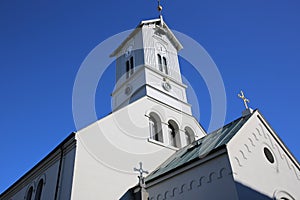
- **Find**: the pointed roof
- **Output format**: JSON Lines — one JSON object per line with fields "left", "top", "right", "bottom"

{"left": 145, "top": 113, "right": 253, "bottom": 182}
{"left": 110, "top": 17, "right": 183, "bottom": 57}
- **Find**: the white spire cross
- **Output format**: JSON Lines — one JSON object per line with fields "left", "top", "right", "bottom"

{"left": 238, "top": 90, "right": 250, "bottom": 109}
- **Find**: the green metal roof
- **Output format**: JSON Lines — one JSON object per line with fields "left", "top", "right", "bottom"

{"left": 145, "top": 113, "right": 253, "bottom": 182}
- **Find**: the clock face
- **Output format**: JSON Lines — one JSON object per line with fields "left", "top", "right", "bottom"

{"left": 125, "top": 85, "right": 132, "bottom": 95}
{"left": 125, "top": 45, "right": 133, "bottom": 57}
{"left": 162, "top": 81, "right": 172, "bottom": 91}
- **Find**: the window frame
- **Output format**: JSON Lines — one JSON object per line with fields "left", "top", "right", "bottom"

{"left": 26, "top": 186, "right": 33, "bottom": 200}
{"left": 148, "top": 112, "right": 163, "bottom": 143}
{"left": 34, "top": 179, "right": 44, "bottom": 200}
{"left": 126, "top": 56, "right": 134, "bottom": 79}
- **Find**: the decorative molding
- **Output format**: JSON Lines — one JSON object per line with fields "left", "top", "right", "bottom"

{"left": 207, "top": 172, "right": 218, "bottom": 183}
{"left": 239, "top": 150, "right": 247, "bottom": 160}
{"left": 256, "top": 128, "right": 262, "bottom": 136}
{"left": 199, "top": 176, "right": 207, "bottom": 186}
{"left": 244, "top": 144, "right": 252, "bottom": 153}
{"left": 259, "top": 124, "right": 268, "bottom": 139}
{"left": 234, "top": 157, "right": 243, "bottom": 167}
{"left": 149, "top": 167, "right": 232, "bottom": 199}
{"left": 252, "top": 132, "right": 259, "bottom": 141}
{"left": 291, "top": 165, "right": 300, "bottom": 180}
{"left": 259, "top": 123, "right": 300, "bottom": 179}
{"left": 189, "top": 180, "right": 198, "bottom": 190}
{"left": 248, "top": 138, "right": 255, "bottom": 147}
{"left": 180, "top": 184, "right": 188, "bottom": 193}
{"left": 259, "top": 124, "right": 274, "bottom": 148}
{"left": 274, "top": 143, "right": 284, "bottom": 159}
{"left": 153, "top": 35, "right": 168, "bottom": 46}
{"left": 234, "top": 121, "right": 300, "bottom": 181}
{"left": 283, "top": 154, "right": 292, "bottom": 170}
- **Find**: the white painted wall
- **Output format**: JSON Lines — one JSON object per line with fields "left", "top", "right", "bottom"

{"left": 71, "top": 96, "right": 206, "bottom": 199}
{"left": 228, "top": 111, "right": 300, "bottom": 199}
{"left": 112, "top": 64, "right": 191, "bottom": 114}
{"left": 142, "top": 23, "right": 182, "bottom": 82}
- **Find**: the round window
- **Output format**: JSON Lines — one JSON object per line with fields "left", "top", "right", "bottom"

{"left": 263, "top": 147, "right": 275, "bottom": 164}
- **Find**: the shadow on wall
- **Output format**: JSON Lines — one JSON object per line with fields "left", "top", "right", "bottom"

{"left": 120, "top": 181, "right": 292, "bottom": 200}
{"left": 235, "top": 182, "right": 272, "bottom": 200}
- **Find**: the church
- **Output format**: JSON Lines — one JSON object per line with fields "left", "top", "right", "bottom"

{"left": 1, "top": 4, "right": 299, "bottom": 200}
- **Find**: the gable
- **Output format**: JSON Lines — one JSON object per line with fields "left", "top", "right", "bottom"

{"left": 110, "top": 17, "right": 183, "bottom": 58}
{"left": 227, "top": 110, "right": 300, "bottom": 198}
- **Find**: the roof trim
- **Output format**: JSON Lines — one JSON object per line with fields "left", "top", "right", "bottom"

{"left": 0, "top": 132, "right": 76, "bottom": 197}
{"left": 110, "top": 17, "right": 183, "bottom": 57}
{"left": 256, "top": 110, "right": 300, "bottom": 170}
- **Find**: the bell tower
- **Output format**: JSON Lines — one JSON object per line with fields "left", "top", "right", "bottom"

{"left": 110, "top": 16, "right": 192, "bottom": 115}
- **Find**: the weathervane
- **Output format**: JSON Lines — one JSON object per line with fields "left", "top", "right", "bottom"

{"left": 238, "top": 90, "right": 250, "bottom": 110}
{"left": 134, "top": 162, "right": 149, "bottom": 187}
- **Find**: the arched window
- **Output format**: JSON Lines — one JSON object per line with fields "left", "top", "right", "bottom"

{"left": 157, "top": 54, "right": 163, "bottom": 72}
{"left": 157, "top": 54, "right": 168, "bottom": 75}
{"left": 163, "top": 57, "right": 168, "bottom": 75}
{"left": 26, "top": 186, "right": 33, "bottom": 200}
{"left": 126, "top": 60, "right": 130, "bottom": 78}
{"left": 168, "top": 124, "right": 176, "bottom": 147}
{"left": 184, "top": 127, "right": 195, "bottom": 145}
{"left": 168, "top": 120, "right": 180, "bottom": 148}
{"left": 149, "top": 112, "right": 163, "bottom": 142}
{"left": 126, "top": 56, "right": 134, "bottom": 79}
{"left": 34, "top": 179, "right": 44, "bottom": 200}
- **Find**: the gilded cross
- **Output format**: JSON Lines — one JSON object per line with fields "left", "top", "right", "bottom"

{"left": 238, "top": 90, "right": 250, "bottom": 109}
{"left": 134, "top": 162, "right": 149, "bottom": 187}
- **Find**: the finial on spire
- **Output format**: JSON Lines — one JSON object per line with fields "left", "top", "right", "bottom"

{"left": 157, "top": 0, "right": 163, "bottom": 15}
{"left": 134, "top": 162, "right": 149, "bottom": 188}
{"left": 157, "top": 0, "right": 164, "bottom": 26}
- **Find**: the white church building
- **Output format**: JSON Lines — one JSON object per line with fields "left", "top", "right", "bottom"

{"left": 1, "top": 10, "right": 299, "bottom": 200}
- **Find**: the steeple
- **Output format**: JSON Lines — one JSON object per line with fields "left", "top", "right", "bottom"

{"left": 110, "top": 17, "right": 192, "bottom": 114}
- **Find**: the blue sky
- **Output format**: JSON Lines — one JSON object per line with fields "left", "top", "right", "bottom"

{"left": 1, "top": 0, "right": 300, "bottom": 193}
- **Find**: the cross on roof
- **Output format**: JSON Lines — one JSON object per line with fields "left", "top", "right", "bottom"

{"left": 134, "top": 162, "right": 149, "bottom": 187}
{"left": 238, "top": 90, "right": 250, "bottom": 110}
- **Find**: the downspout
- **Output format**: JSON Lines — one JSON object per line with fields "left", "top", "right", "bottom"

{"left": 54, "top": 147, "right": 64, "bottom": 200}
